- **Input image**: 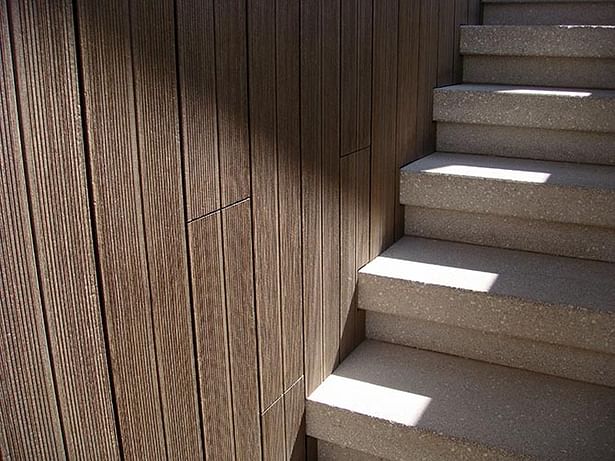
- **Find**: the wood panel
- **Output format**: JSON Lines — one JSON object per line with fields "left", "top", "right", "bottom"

{"left": 416, "top": 0, "right": 440, "bottom": 155}
{"left": 301, "top": 0, "right": 324, "bottom": 396}
{"left": 341, "top": 0, "right": 373, "bottom": 156}
{"left": 285, "top": 378, "right": 307, "bottom": 461}
{"left": 129, "top": 1, "right": 202, "bottom": 457}
{"left": 249, "top": 0, "right": 284, "bottom": 411}
{"left": 370, "top": 0, "right": 399, "bottom": 258}
{"left": 277, "top": 0, "right": 304, "bottom": 390}
{"left": 215, "top": 0, "right": 251, "bottom": 207}
{"left": 0, "top": 3, "right": 64, "bottom": 456}
{"left": 8, "top": 0, "right": 120, "bottom": 457}
{"left": 177, "top": 0, "right": 220, "bottom": 219}
{"left": 262, "top": 398, "right": 286, "bottom": 461}
{"left": 188, "top": 213, "right": 235, "bottom": 460}
{"left": 453, "top": 0, "right": 471, "bottom": 80}
{"left": 321, "top": 0, "right": 342, "bottom": 378}
{"left": 222, "top": 200, "right": 263, "bottom": 460}
{"left": 75, "top": 1, "right": 167, "bottom": 458}
{"left": 437, "top": 0, "right": 457, "bottom": 86}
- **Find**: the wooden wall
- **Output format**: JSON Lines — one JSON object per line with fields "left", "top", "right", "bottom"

{"left": 0, "top": 0, "right": 480, "bottom": 459}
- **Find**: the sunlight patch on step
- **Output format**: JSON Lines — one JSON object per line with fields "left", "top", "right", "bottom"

{"left": 495, "top": 88, "right": 592, "bottom": 97}
{"left": 364, "top": 256, "right": 499, "bottom": 292}
{"left": 310, "top": 375, "right": 432, "bottom": 426}
{"left": 419, "top": 164, "right": 552, "bottom": 183}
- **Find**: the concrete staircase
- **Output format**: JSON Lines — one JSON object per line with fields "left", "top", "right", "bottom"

{"left": 306, "top": 2, "right": 615, "bottom": 460}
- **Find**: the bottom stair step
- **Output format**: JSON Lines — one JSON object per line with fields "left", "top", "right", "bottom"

{"left": 306, "top": 340, "right": 615, "bottom": 461}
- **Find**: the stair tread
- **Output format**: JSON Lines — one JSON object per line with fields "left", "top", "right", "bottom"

{"left": 360, "top": 236, "right": 615, "bottom": 314}
{"left": 403, "top": 152, "right": 615, "bottom": 190}
{"left": 307, "top": 340, "right": 615, "bottom": 461}
{"left": 437, "top": 83, "right": 615, "bottom": 99}
{"left": 461, "top": 24, "right": 615, "bottom": 58}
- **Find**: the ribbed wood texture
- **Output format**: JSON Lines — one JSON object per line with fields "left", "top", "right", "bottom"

{"left": 0, "top": 2, "right": 64, "bottom": 457}
{"left": 1, "top": 1, "right": 479, "bottom": 458}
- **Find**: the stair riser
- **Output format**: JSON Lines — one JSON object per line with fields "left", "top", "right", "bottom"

{"left": 358, "top": 273, "right": 614, "bottom": 354}
{"left": 483, "top": 2, "right": 615, "bottom": 25}
{"left": 400, "top": 171, "right": 615, "bottom": 228}
{"left": 404, "top": 206, "right": 615, "bottom": 262}
{"left": 433, "top": 88, "right": 615, "bottom": 133}
{"left": 318, "top": 440, "right": 386, "bottom": 461}
{"left": 464, "top": 56, "right": 615, "bottom": 90}
{"left": 366, "top": 311, "right": 615, "bottom": 387}
{"left": 436, "top": 122, "right": 615, "bottom": 165}
{"left": 307, "top": 402, "right": 521, "bottom": 461}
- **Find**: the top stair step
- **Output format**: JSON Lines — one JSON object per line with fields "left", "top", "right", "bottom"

{"left": 483, "top": 0, "right": 615, "bottom": 25}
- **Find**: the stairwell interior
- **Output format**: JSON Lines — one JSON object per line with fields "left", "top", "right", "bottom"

{"left": 306, "top": 1, "right": 615, "bottom": 460}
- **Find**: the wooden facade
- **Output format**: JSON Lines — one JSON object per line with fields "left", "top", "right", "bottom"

{"left": 0, "top": 0, "right": 479, "bottom": 459}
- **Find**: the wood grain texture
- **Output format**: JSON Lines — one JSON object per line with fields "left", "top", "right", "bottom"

{"left": 0, "top": 3, "right": 64, "bottom": 456}
{"left": 8, "top": 0, "right": 120, "bottom": 457}
{"left": 341, "top": 0, "right": 373, "bottom": 156}
{"left": 177, "top": 0, "right": 220, "bottom": 219}
{"left": 321, "top": 0, "right": 342, "bottom": 377}
{"left": 370, "top": 0, "right": 399, "bottom": 258}
{"left": 437, "top": 0, "right": 456, "bottom": 86}
{"left": 301, "top": 0, "right": 324, "bottom": 396}
{"left": 262, "top": 398, "right": 286, "bottom": 461}
{"left": 76, "top": 1, "right": 167, "bottom": 458}
{"left": 395, "top": 0, "right": 421, "bottom": 239}
{"left": 416, "top": 0, "right": 440, "bottom": 155}
{"left": 468, "top": 0, "right": 481, "bottom": 24}
{"left": 222, "top": 200, "right": 263, "bottom": 460}
{"left": 248, "top": 0, "right": 284, "bottom": 411}
{"left": 215, "top": 0, "right": 251, "bottom": 207}
{"left": 129, "top": 1, "right": 202, "bottom": 458}
{"left": 188, "top": 213, "right": 235, "bottom": 460}
{"left": 453, "top": 0, "right": 470, "bottom": 80}
{"left": 285, "top": 378, "right": 306, "bottom": 461}
{"left": 277, "top": 0, "right": 304, "bottom": 391}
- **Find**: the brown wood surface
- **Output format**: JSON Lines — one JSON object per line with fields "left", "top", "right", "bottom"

{"left": 188, "top": 213, "right": 235, "bottom": 460}
{"left": 1, "top": 1, "right": 474, "bottom": 457}
{"left": 76, "top": 1, "right": 167, "bottom": 458}
{"left": 222, "top": 200, "right": 263, "bottom": 460}
{"left": 0, "top": 3, "right": 64, "bottom": 456}
{"left": 177, "top": 0, "right": 220, "bottom": 219}
{"left": 8, "top": 0, "right": 120, "bottom": 457}
{"left": 129, "top": 1, "right": 202, "bottom": 458}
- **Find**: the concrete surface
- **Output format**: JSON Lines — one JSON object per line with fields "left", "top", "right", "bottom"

{"left": 306, "top": 340, "right": 615, "bottom": 461}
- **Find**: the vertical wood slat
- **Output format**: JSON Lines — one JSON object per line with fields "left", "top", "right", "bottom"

{"left": 285, "top": 377, "right": 306, "bottom": 461}
{"left": 277, "top": 0, "right": 304, "bottom": 390}
{"left": 340, "top": 147, "right": 371, "bottom": 359}
{"left": 248, "top": 0, "right": 284, "bottom": 411}
{"left": 0, "top": 1, "right": 64, "bottom": 456}
{"left": 215, "top": 0, "right": 251, "bottom": 207}
{"left": 222, "top": 200, "right": 263, "bottom": 460}
{"left": 8, "top": 1, "right": 120, "bottom": 458}
{"left": 321, "top": 0, "right": 341, "bottom": 378}
{"left": 468, "top": 0, "right": 481, "bottom": 24}
{"left": 76, "top": 0, "right": 167, "bottom": 458}
{"left": 262, "top": 399, "right": 286, "bottom": 461}
{"left": 129, "top": 1, "right": 202, "bottom": 458}
{"left": 177, "top": 0, "right": 220, "bottom": 220}
{"left": 395, "top": 0, "right": 421, "bottom": 239}
{"left": 437, "top": 0, "right": 457, "bottom": 87}
{"left": 188, "top": 213, "right": 235, "bottom": 460}
{"left": 341, "top": 0, "right": 373, "bottom": 157}
{"left": 301, "top": 0, "right": 324, "bottom": 396}
{"left": 416, "top": 0, "right": 440, "bottom": 155}
{"left": 370, "top": 0, "right": 399, "bottom": 258}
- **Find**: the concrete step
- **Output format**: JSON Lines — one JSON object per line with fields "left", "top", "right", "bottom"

{"left": 307, "top": 340, "right": 615, "bottom": 461}
{"left": 461, "top": 25, "right": 615, "bottom": 89}
{"left": 433, "top": 84, "right": 615, "bottom": 133}
{"left": 318, "top": 440, "right": 385, "bottom": 461}
{"left": 357, "top": 236, "right": 615, "bottom": 384}
{"left": 483, "top": 0, "right": 615, "bottom": 25}
{"left": 436, "top": 122, "right": 615, "bottom": 165}
{"left": 404, "top": 205, "right": 615, "bottom": 262}
{"left": 400, "top": 152, "right": 615, "bottom": 229}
